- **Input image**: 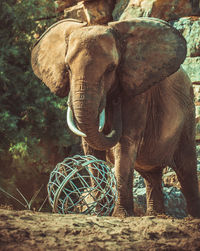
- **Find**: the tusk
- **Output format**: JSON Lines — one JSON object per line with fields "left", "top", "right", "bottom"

{"left": 98, "top": 108, "right": 105, "bottom": 132}
{"left": 67, "top": 106, "right": 87, "bottom": 137}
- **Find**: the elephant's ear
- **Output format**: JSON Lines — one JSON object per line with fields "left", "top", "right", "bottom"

{"left": 109, "top": 18, "right": 187, "bottom": 95}
{"left": 31, "top": 19, "right": 86, "bottom": 97}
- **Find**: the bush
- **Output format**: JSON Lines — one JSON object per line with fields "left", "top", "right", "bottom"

{"left": 0, "top": 0, "right": 81, "bottom": 210}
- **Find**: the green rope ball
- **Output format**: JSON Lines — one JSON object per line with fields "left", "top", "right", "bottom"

{"left": 47, "top": 155, "right": 118, "bottom": 216}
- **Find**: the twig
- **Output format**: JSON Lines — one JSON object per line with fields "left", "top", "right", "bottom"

{"left": 29, "top": 185, "right": 44, "bottom": 209}
{"left": 38, "top": 195, "right": 48, "bottom": 212}
{"left": 0, "top": 187, "right": 26, "bottom": 208}
{"left": 1, "top": 185, "right": 48, "bottom": 211}
{"left": 16, "top": 188, "right": 30, "bottom": 209}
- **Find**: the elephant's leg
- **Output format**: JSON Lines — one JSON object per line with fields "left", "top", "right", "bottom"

{"left": 173, "top": 134, "right": 200, "bottom": 218}
{"left": 139, "top": 168, "right": 165, "bottom": 215}
{"left": 112, "top": 138, "right": 135, "bottom": 217}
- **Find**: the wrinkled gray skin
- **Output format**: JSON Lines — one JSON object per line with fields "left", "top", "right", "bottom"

{"left": 31, "top": 18, "right": 200, "bottom": 217}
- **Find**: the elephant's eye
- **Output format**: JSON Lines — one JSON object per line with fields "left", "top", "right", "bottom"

{"left": 105, "top": 64, "right": 116, "bottom": 74}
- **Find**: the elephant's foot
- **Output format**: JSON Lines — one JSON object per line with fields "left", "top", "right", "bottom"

{"left": 112, "top": 205, "right": 134, "bottom": 218}
{"left": 146, "top": 200, "right": 165, "bottom": 216}
{"left": 187, "top": 198, "right": 200, "bottom": 218}
{"left": 146, "top": 208, "right": 165, "bottom": 216}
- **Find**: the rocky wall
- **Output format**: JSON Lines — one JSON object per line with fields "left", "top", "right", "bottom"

{"left": 114, "top": 0, "right": 200, "bottom": 21}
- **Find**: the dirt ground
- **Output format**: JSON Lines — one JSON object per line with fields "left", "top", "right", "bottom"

{"left": 0, "top": 209, "right": 200, "bottom": 251}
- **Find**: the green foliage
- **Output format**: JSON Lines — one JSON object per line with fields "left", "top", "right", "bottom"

{"left": 0, "top": 0, "right": 81, "bottom": 209}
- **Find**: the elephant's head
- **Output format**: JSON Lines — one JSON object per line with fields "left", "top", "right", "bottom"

{"left": 31, "top": 18, "right": 186, "bottom": 151}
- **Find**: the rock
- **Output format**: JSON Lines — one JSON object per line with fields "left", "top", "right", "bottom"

{"left": 196, "top": 119, "right": 200, "bottom": 141}
{"left": 163, "top": 170, "right": 180, "bottom": 189}
{"left": 115, "top": 0, "right": 196, "bottom": 21}
{"left": 163, "top": 187, "right": 187, "bottom": 218}
{"left": 62, "top": 0, "right": 114, "bottom": 24}
{"left": 133, "top": 173, "right": 146, "bottom": 215}
{"left": 55, "top": 0, "right": 99, "bottom": 13}
{"left": 182, "top": 57, "right": 200, "bottom": 83}
{"left": 55, "top": 0, "right": 79, "bottom": 12}
{"left": 112, "top": 0, "right": 129, "bottom": 20}
{"left": 194, "top": 85, "right": 200, "bottom": 140}
{"left": 196, "top": 144, "right": 200, "bottom": 161}
{"left": 193, "top": 85, "right": 200, "bottom": 103}
{"left": 63, "top": 2, "right": 85, "bottom": 21}
{"left": 64, "top": 2, "right": 86, "bottom": 21}
{"left": 171, "top": 17, "right": 200, "bottom": 57}
{"left": 83, "top": 0, "right": 114, "bottom": 24}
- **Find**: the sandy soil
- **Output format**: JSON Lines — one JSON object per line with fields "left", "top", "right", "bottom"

{"left": 0, "top": 208, "right": 200, "bottom": 251}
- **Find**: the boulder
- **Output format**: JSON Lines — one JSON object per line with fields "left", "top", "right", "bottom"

{"left": 193, "top": 84, "right": 200, "bottom": 130}
{"left": 55, "top": 0, "right": 99, "bottom": 13}
{"left": 112, "top": 0, "right": 129, "bottom": 20}
{"left": 83, "top": 0, "right": 114, "bottom": 24}
{"left": 64, "top": 2, "right": 86, "bottom": 21}
{"left": 163, "top": 169, "right": 180, "bottom": 189}
{"left": 171, "top": 17, "right": 200, "bottom": 57}
{"left": 57, "top": 0, "right": 115, "bottom": 24}
{"left": 114, "top": 0, "right": 198, "bottom": 21}
{"left": 182, "top": 57, "right": 200, "bottom": 83}
{"left": 163, "top": 186, "right": 187, "bottom": 218}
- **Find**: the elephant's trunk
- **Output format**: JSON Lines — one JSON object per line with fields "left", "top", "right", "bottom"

{"left": 69, "top": 83, "right": 122, "bottom": 151}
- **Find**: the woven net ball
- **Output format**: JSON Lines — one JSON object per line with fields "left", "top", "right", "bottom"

{"left": 47, "top": 155, "right": 118, "bottom": 216}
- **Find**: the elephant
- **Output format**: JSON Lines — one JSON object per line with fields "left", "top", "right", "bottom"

{"left": 31, "top": 17, "right": 200, "bottom": 218}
